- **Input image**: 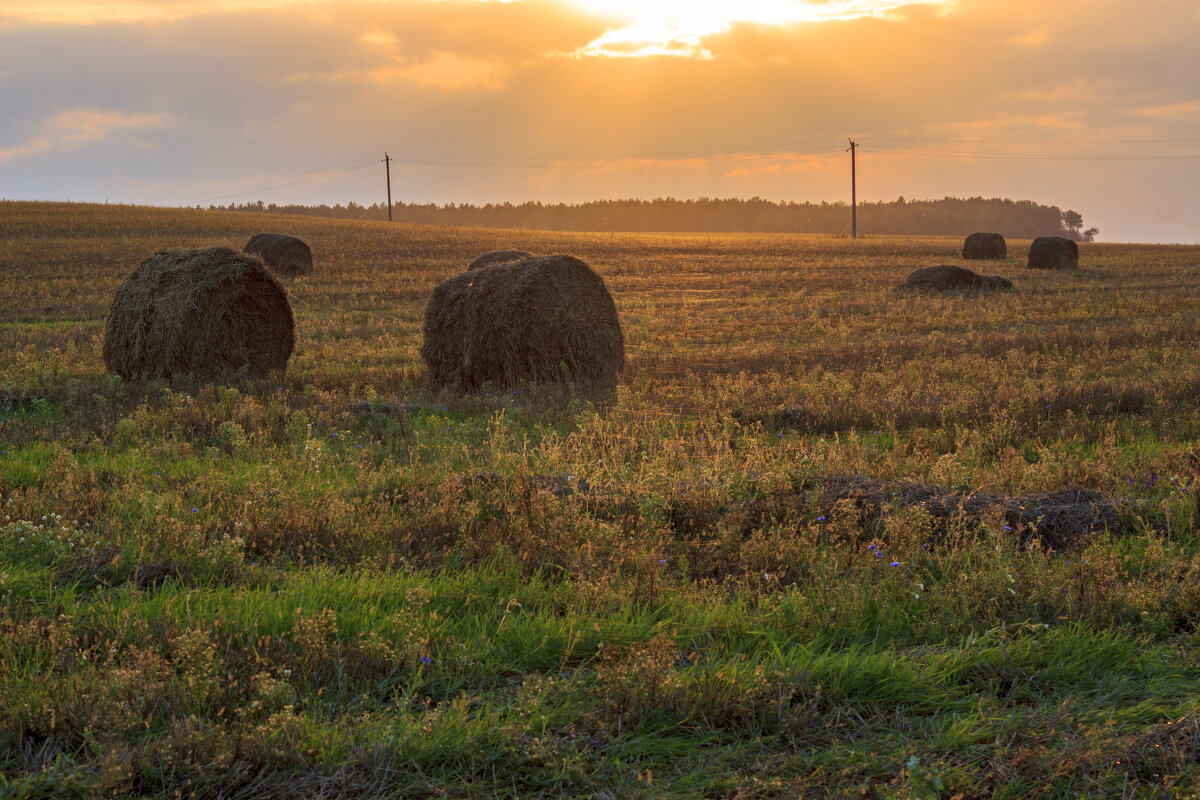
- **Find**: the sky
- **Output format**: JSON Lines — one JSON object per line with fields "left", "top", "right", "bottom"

{"left": 1, "top": 0, "right": 1198, "bottom": 242}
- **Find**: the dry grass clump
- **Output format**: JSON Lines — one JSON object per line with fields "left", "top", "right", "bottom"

{"left": 1028, "top": 237, "right": 1079, "bottom": 270}
{"left": 244, "top": 233, "right": 313, "bottom": 277}
{"left": 468, "top": 249, "right": 534, "bottom": 271}
{"left": 103, "top": 247, "right": 295, "bottom": 382}
{"left": 820, "top": 475, "right": 1121, "bottom": 549}
{"left": 421, "top": 254, "right": 624, "bottom": 395}
{"left": 896, "top": 265, "right": 1013, "bottom": 294}
{"left": 962, "top": 232, "right": 1007, "bottom": 260}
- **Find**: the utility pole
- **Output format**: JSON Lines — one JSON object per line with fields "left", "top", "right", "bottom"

{"left": 847, "top": 138, "right": 858, "bottom": 239}
{"left": 383, "top": 152, "right": 393, "bottom": 222}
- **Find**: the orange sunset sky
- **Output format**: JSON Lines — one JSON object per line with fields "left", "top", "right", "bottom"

{"left": 1, "top": 0, "right": 1198, "bottom": 241}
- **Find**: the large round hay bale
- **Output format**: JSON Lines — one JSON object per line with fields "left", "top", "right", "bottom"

{"left": 1027, "top": 237, "right": 1078, "bottom": 270}
{"left": 103, "top": 247, "right": 295, "bottom": 382}
{"left": 468, "top": 249, "right": 534, "bottom": 271}
{"left": 244, "top": 233, "right": 313, "bottom": 277}
{"left": 897, "top": 265, "right": 1013, "bottom": 293}
{"left": 962, "top": 232, "right": 1007, "bottom": 260}
{"left": 421, "top": 255, "right": 624, "bottom": 395}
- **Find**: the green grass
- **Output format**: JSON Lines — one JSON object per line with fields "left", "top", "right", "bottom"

{"left": 2, "top": 200, "right": 1200, "bottom": 797}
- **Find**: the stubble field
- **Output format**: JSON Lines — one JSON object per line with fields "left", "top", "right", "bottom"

{"left": 2, "top": 200, "right": 1200, "bottom": 798}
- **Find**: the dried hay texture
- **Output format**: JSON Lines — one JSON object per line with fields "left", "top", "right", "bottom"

{"left": 103, "top": 247, "right": 295, "bottom": 382}
{"left": 421, "top": 254, "right": 624, "bottom": 396}
{"left": 468, "top": 249, "right": 534, "bottom": 271}
{"left": 244, "top": 233, "right": 313, "bottom": 277}
{"left": 819, "top": 475, "right": 1120, "bottom": 550}
{"left": 1028, "top": 236, "right": 1079, "bottom": 270}
{"left": 896, "top": 265, "right": 1013, "bottom": 293}
{"left": 962, "top": 232, "right": 1007, "bottom": 260}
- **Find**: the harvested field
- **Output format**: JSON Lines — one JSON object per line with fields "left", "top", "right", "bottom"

{"left": 3, "top": 201, "right": 1200, "bottom": 800}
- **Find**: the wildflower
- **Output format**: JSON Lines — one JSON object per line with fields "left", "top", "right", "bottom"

{"left": 890, "top": 562, "right": 901, "bottom": 567}
{"left": 420, "top": 656, "right": 432, "bottom": 665}
{"left": 1004, "top": 525, "right": 1012, "bottom": 531}
{"left": 816, "top": 515, "right": 826, "bottom": 522}
{"left": 875, "top": 552, "right": 884, "bottom": 558}
{"left": 191, "top": 508, "right": 198, "bottom": 513}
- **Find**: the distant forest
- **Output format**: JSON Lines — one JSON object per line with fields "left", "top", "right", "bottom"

{"left": 208, "top": 196, "right": 1097, "bottom": 240}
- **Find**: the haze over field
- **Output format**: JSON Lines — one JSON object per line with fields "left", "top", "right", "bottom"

{"left": 2, "top": 0, "right": 1198, "bottom": 242}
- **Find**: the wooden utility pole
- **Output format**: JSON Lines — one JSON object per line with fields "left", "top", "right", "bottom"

{"left": 383, "top": 152, "right": 393, "bottom": 222}
{"left": 848, "top": 138, "right": 858, "bottom": 238}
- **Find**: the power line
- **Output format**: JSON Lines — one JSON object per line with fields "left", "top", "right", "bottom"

{"left": 865, "top": 143, "right": 1200, "bottom": 161}
{"left": 865, "top": 135, "right": 1200, "bottom": 145}
{"left": 166, "top": 154, "right": 381, "bottom": 204}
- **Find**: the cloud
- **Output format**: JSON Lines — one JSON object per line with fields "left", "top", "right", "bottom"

{"left": 0, "top": 108, "right": 174, "bottom": 164}
{"left": 1, "top": 0, "right": 1199, "bottom": 240}
{"left": 0, "top": 0, "right": 334, "bottom": 26}
{"left": 567, "top": 0, "right": 956, "bottom": 59}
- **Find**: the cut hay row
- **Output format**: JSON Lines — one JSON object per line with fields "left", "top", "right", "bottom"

{"left": 103, "top": 247, "right": 295, "bottom": 382}
{"left": 896, "top": 264, "right": 1013, "bottom": 294}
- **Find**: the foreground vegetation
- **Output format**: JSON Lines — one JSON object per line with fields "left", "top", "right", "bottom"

{"left": 1, "top": 200, "right": 1199, "bottom": 798}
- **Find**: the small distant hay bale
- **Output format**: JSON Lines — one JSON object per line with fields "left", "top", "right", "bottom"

{"left": 962, "top": 232, "right": 1007, "bottom": 260}
{"left": 244, "top": 233, "right": 313, "bottom": 277}
{"left": 468, "top": 249, "right": 534, "bottom": 271}
{"left": 1027, "top": 236, "right": 1078, "bottom": 270}
{"left": 421, "top": 255, "right": 624, "bottom": 395}
{"left": 897, "top": 265, "right": 1013, "bottom": 293}
{"left": 103, "top": 247, "right": 295, "bottom": 382}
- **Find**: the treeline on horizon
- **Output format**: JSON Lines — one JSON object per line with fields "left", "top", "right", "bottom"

{"left": 207, "top": 196, "right": 1097, "bottom": 240}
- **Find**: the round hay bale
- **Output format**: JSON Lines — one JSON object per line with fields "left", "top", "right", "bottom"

{"left": 1027, "top": 236, "right": 1078, "bottom": 270}
{"left": 421, "top": 255, "right": 624, "bottom": 395}
{"left": 897, "top": 264, "right": 1013, "bottom": 293}
{"left": 468, "top": 249, "right": 534, "bottom": 271}
{"left": 103, "top": 247, "right": 295, "bottom": 382}
{"left": 962, "top": 232, "right": 1007, "bottom": 260}
{"left": 244, "top": 233, "right": 313, "bottom": 277}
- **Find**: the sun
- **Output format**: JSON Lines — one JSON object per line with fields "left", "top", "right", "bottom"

{"left": 564, "top": 0, "right": 945, "bottom": 57}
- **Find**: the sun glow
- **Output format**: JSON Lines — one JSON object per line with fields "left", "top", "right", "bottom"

{"left": 567, "top": 0, "right": 950, "bottom": 57}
